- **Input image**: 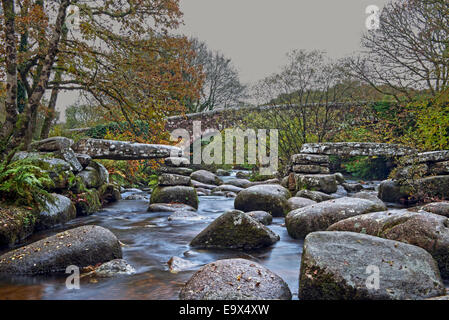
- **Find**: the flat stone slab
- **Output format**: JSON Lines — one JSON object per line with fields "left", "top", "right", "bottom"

{"left": 291, "top": 154, "right": 330, "bottom": 165}
{"left": 72, "top": 138, "right": 182, "bottom": 160}
{"left": 402, "top": 151, "right": 449, "bottom": 165}
{"left": 300, "top": 142, "right": 417, "bottom": 157}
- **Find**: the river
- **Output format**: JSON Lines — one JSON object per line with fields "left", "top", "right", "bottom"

{"left": 0, "top": 173, "right": 383, "bottom": 300}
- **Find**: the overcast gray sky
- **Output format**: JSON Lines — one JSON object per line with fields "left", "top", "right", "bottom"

{"left": 57, "top": 0, "right": 390, "bottom": 120}
{"left": 178, "top": 0, "right": 390, "bottom": 83}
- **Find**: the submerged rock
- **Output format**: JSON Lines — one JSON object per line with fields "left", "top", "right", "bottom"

{"left": 147, "top": 203, "right": 196, "bottom": 213}
{"left": 94, "top": 259, "right": 136, "bottom": 277}
{"left": 0, "top": 225, "right": 122, "bottom": 274}
{"left": 212, "top": 185, "right": 243, "bottom": 194}
{"left": 168, "top": 211, "right": 205, "bottom": 221}
{"left": 299, "top": 231, "right": 445, "bottom": 300}
{"left": 234, "top": 184, "right": 291, "bottom": 217}
{"left": 328, "top": 209, "right": 449, "bottom": 278}
{"left": 286, "top": 197, "right": 385, "bottom": 239}
{"left": 190, "top": 170, "right": 222, "bottom": 186}
{"left": 167, "top": 256, "right": 198, "bottom": 273}
{"left": 179, "top": 259, "right": 292, "bottom": 300}
{"left": 150, "top": 186, "right": 199, "bottom": 209}
{"left": 190, "top": 210, "right": 279, "bottom": 250}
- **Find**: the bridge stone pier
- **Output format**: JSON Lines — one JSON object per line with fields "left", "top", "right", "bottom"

{"left": 284, "top": 141, "right": 449, "bottom": 203}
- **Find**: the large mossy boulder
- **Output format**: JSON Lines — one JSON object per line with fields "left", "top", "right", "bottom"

{"left": 35, "top": 194, "right": 76, "bottom": 231}
{"left": 158, "top": 173, "right": 191, "bottom": 187}
{"left": 378, "top": 180, "right": 409, "bottom": 203}
{"left": 72, "top": 189, "right": 102, "bottom": 216}
{"left": 98, "top": 183, "right": 121, "bottom": 205}
{"left": 286, "top": 197, "right": 385, "bottom": 239}
{"left": 0, "top": 225, "right": 122, "bottom": 274}
{"left": 299, "top": 231, "right": 445, "bottom": 300}
{"left": 150, "top": 186, "right": 199, "bottom": 209}
{"left": 190, "top": 210, "right": 279, "bottom": 250}
{"left": 12, "top": 152, "right": 75, "bottom": 191}
{"left": 234, "top": 184, "right": 291, "bottom": 217}
{"left": 0, "top": 206, "right": 36, "bottom": 248}
{"left": 293, "top": 174, "right": 338, "bottom": 194}
{"left": 328, "top": 209, "right": 449, "bottom": 278}
{"left": 190, "top": 170, "right": 222, "bottom": 186}
{"left": 180, "top": 259, "right": 292, "bottom": 300}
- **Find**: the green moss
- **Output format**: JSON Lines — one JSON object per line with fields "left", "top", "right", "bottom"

{"left": 0, "top": 205, "right": 37, "bottom": 248}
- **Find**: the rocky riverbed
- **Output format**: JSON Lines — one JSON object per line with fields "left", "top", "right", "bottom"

{"left": 1, "top": 167, "right": 448, "bottom": 300}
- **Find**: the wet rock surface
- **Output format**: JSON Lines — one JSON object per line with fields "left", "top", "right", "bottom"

{"left": 295, "top": 190, "right": 335, "bottom": 202}
{"left": 328, "top": 209, "right": 449, "bottom": 278}
{"left": 234, "top": 184, "right": 291, "bottom": 217}
{"left": 190, "top": 170, "right": 222, "bottom": 186}
{"left": 93, "top": 259, "right": 136, "bottom": 277}
{"left": 286, "top": 197, "right": 386, "bottom": 239}
{"left": 287, "top": 197, "right": 316, "bottom": 211}
{"left": 158, "top": 173, "right": 191, "bottom": 187}
{"left": 190, "top": 210, "right": 279, "bottom": 250}
{"left": 420, "top": 202, "right": 449, "bottom": 218}
{"left": 36, "top": 194, "right": 76, "bottom": 231}
{"left": 299, "top": 231, "right": 445, "bottom": 300}
{"left": 150, "top": 186, "right": 199, "bottom": 209}
{"left": 246, "top": 211, "right": 273, "bottom": 225}
{"left": 0, "top": 226, "right": 122, "bottom": 274}
{"left": 147, "top": 203, "right": 196, "bottom": 213}
{"left": 179, "top": 259, "right": 292, "bottom": 300}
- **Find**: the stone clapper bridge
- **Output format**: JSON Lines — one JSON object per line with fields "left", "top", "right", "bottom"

{"left": 72, "top": 138, "right": 183, "bottom": 160}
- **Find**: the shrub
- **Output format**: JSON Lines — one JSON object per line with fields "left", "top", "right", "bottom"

{"left": 0, "top": 157, "right": 55, "bottom": 208}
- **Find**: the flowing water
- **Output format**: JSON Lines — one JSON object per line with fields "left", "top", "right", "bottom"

{"left": 0, "top": 173, "right": 382, "bottom": 300}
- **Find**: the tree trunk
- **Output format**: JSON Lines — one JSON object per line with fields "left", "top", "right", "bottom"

{"left": 40, "top": 28, "right": 68, "bottom": 140}
{"left": 0, "top": 0, "right": 18, "bottom": 156}
{"left": 11, "top": 0, "right": 70, "bottom": 150}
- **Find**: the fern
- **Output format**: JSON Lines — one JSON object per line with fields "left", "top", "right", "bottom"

{"left": 0, "top": 157, "right": 55, "bottom": 209}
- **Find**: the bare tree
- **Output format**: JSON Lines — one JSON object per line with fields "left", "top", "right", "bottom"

{"left": 345, "top": 0, "right": 449, "bottom": 101}
{"left": 249, "top": 50, "right": 359, "bottom": 167}
{"left": 188, "top": 38, "right": 246, "bottom": 113}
